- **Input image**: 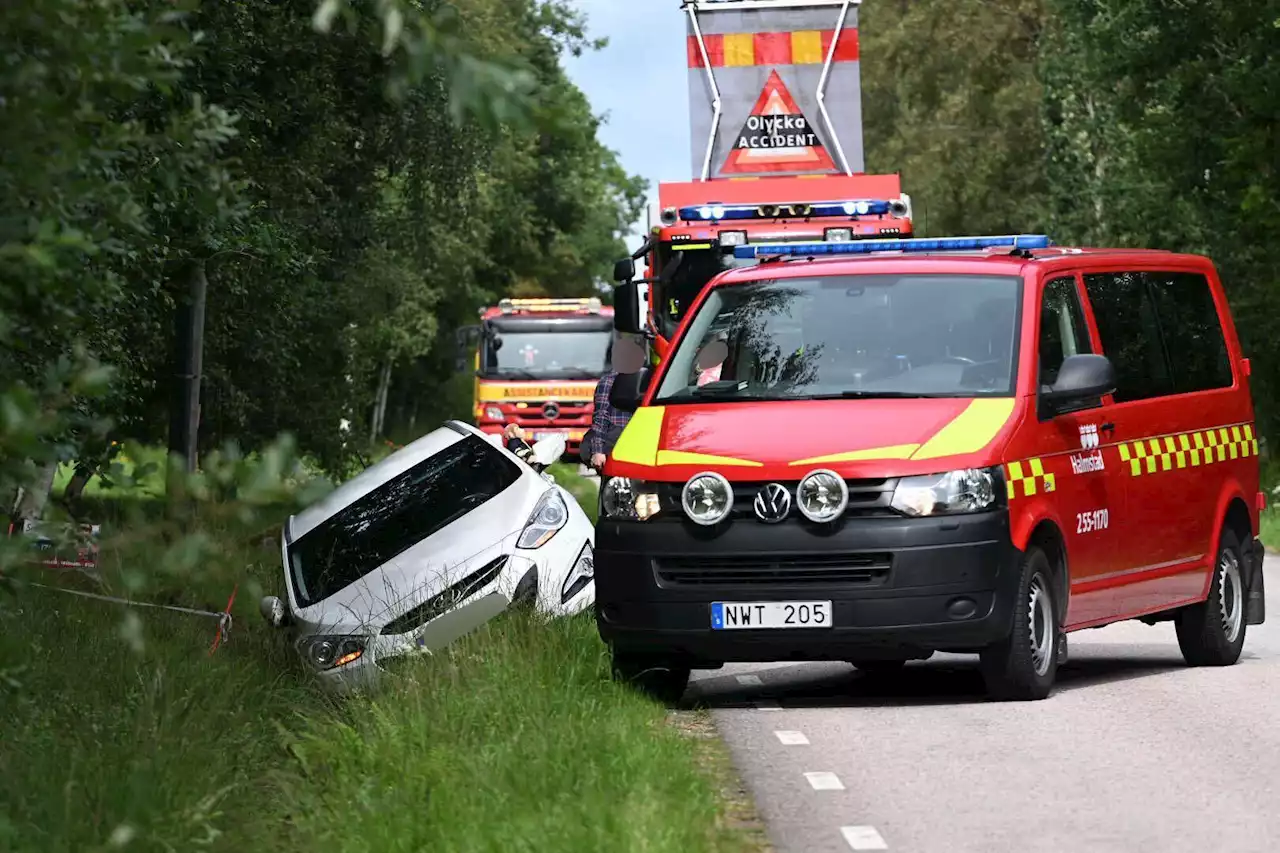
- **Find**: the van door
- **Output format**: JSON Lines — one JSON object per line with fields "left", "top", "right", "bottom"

{"left": 1032, "top": 274, "right": 1125, "bottom": 628}
{"left": 1079, "top": 269, "right": 1238, "bottom": 616}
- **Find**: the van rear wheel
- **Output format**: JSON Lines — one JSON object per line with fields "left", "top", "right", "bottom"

{"left": 1175, "top": 528, "right": 1247, "bottom": 667}
{"left": 979, "top": 547, "right": 1060, "bottom": 701}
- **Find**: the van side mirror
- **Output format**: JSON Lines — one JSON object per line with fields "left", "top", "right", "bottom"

{"left": 609, "top": 368, "right": 652, "bottom": 413}
{"left": 1040, "top": 354, "right": 1115, "bottom": 414}
{"left": 612, "top": 281, "right": 643, "bottom": 335}
{"left": 613, "top": 257, "right": 636, "bottom": 283}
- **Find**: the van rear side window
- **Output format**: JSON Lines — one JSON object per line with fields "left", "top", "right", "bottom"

{"left": 287, "top": 435, "right": 521, "bottom": 607}
{"left": 1083, "top": 270, "right": 1232, "bottom": 402}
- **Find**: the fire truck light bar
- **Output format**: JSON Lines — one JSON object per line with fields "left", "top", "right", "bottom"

{"left": 498, "top": 297, "right": 602, "bottom": 314}
{"left": 732, "top": 234, "right": 1053, "bottom": 259}
{"left": 679, "top": 199, "right": 903, "bottom": 222}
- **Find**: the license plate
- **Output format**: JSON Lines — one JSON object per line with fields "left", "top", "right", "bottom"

{"left": 711, "top": 601, "right": 832, "bottom": 630}
{"left": 533, "top": 431, "right": 565, "bottom": 440}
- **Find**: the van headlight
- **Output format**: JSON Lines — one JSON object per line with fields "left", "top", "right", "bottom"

{"left": 890, "top": 467, "right": 1003, "bottom": 517}
{"left": 601, "top": 477, "right": 661, "bottom": 521}
{"left": 518, "top": 489, "right": 569, "bottom": 548}
{"left": 682, "top": 471, "right": 733, "bottom": 526}
{"left": 796, "top": 469, "right": 849, "bottom": 522}
{"left": 299, "top": 635, "right": 366, "bottom": 670}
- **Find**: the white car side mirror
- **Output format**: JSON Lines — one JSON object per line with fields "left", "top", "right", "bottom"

{"left": 530, "top": 435, "right": 565, "bottom": 466}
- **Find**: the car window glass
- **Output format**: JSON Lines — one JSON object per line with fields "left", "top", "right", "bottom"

{"left": 1146, "top": 271, "right": 1233, "bottom": 393}
{"left": 1083, "top": 271, "right": 1174, "bottom": 403}
{"left": 1038, "top": 276, "right": 1093, "bottom": 389}
{"left": 287, "top": 435, "right": 521, "bottom": 607}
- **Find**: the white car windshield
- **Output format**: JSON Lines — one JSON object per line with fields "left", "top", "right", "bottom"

{"left": 651, "top": 272, "right": 1022, "bottom": 403}
{"left": 287, "top": 434, "right": 522, "bottom": 607}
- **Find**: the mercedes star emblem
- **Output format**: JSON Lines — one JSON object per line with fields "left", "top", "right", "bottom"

{"left": 753, "top": 483, "right": 791, "bottom": 524}
{"left": 542, "top": 401, "right": 560, "bottom": 420}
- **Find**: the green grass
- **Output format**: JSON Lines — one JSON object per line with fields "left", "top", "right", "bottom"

{"left": 0, "top": 588, "right": 754, "bottom": 852}
{"left": 1, "top": 453, "right": 761, "bottom": 852}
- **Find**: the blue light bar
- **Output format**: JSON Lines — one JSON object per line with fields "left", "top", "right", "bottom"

{"left": 732, "top": 234, "right": 1052, "bottom": 259}
{"left": 679, "top": 199, "right": 896, "bottom": 222}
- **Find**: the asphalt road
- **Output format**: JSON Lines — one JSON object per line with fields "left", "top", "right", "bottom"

{"left": 688, "top": 557, "right": 1280, "bottom": 853}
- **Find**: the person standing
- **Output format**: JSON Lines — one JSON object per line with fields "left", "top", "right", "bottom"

{"left": 582, "top": 332, "right": 645, "bottom": 472}
{"left": 584, "top": 369, "right": 632, "bottom": 472}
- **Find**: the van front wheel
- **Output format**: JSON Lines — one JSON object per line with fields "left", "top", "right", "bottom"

{"left": 1175, "top": 528, "right": 1247, "bottom": 667}
{"left": 610, "top": 651, "right": 690, "bottom": 704}
{"left": 979, "top": 547, "right": 1060, "bottom": 701}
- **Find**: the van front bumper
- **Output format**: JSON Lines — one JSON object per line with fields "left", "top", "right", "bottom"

{"left": 594, "top": 510, "right": 1022, "bottom": 666}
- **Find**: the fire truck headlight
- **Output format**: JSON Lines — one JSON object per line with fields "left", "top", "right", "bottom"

{"left": 484, "top": 406, "right": 504, "bottom": 421}
{"left": 825, "top": 228, "right": 853, "bottom": 242}
{"left": 718, "top": 230, "right": 747, "bottom": 247}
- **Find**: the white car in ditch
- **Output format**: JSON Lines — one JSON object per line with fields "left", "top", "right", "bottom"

{"left": 259, "top": 419, "right": 595, "bottom": 692}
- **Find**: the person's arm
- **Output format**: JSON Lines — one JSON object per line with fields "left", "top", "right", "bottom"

{"left": 587, "top": 376, "right": 613, "bottom": 458}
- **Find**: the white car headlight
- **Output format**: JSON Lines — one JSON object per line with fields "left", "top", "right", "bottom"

{"left": 890, "top": 467, "right": 1002, "bottom": 517}
{"left": 561, "top": 541, "right": 594, "bottom": 604}
{"left": 682, "top": 471, "right": 733, "bottom": 526}
{"left": 601, "top": 477, "right": 660, "bottom": 521}
{"left": 796, "top": 469, "right": 849, "bottom": 522}
{"left": 298, "top": 635, "right": 366, "bottom": 670}
{"left": 518, "top": 489, "right": 569, "bottom": 549}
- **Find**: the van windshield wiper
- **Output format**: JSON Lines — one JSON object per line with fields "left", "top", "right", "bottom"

{"left": 799, "top": 390, "right": 962, "bottom": 400}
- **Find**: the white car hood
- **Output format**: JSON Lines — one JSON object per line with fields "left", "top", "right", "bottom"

{"left": 291, "top": 473, "right": 547, "bottom": 634}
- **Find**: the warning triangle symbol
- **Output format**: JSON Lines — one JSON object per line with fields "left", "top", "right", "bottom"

{"left": 721, "top": 71, "right": 837, "bottom": 175}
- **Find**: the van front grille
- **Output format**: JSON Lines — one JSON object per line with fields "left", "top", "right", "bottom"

{"left": 654, "top": 553, "right": 892, "bottom": 587}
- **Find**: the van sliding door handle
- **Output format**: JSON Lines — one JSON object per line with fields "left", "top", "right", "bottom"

{"left": 1100, "top": 422, "right": 1115, "bottom": 433}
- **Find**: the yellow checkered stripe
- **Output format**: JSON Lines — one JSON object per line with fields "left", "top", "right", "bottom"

{"left": 1005, "top": 458, "right": 1056, "bottom": 500}
{"left": 1117, "top": 423, "right": 1258, "bottom": 477}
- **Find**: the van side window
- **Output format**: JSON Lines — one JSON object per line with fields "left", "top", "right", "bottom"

{"left": 1146, "top": 271, "right": 1234, "bottom": 393}
{"left": 1038, "top": 276, "right": 1093, "bottom": 389}
{"left": 1083, "top": 272, "right": 1175, "bottom": 402}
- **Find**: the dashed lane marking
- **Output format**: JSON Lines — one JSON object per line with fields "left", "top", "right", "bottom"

{"left": 841, "top": 826, "right": 888, "bottom": 850}
{"left": 804, "top": 771, "right": 845, "bottom": 791}
{"left": 754, "top": 700, "right": 783, "bottom": 710}
{"left": 736, "top": 674, "right": 763, "bottom": 686}
{"left": 775, "top": 730, "right": 809, "bottom": 745}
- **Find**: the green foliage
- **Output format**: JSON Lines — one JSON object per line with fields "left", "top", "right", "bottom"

{"left": 2, "top": 0, "right": 647, "bottom": 515}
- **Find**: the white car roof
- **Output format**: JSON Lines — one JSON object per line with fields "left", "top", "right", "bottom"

{"left": 287, "top": 420, "right": 498, "bottom": 543}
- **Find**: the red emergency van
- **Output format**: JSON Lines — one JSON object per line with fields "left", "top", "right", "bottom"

{"left": 595, "top": 234, "right": 1267, "bottom": 702}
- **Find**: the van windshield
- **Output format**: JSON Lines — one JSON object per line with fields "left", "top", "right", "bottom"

{"left": 651, "top": 273, "right": 1022, "bottom": 403}
{"left": 286, "top": 434, "right": 522, "bottom": 607}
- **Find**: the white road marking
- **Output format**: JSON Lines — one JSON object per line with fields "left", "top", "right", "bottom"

{"left": 804, "top": 771, "right": 845, "bottom": 791}
{"left": 736, "top": 674, "right": 763, "bottom": 686}
{"left": 841, "top": 826, "right": 888, "bottom": 850}
{"left": 775, "top": 730, "right": 810, "bottom": 745}
{"left": 755, "top": 700, "right": 783, "bottom": 711}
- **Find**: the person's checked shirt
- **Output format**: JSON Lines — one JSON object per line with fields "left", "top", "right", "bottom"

{"left": 586, "top": 370, "right": 631, "bottom": 471}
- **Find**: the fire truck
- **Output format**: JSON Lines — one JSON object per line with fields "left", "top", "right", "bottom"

{"left": 612, "top": 0, "right": 915, "bottom": 356}
{"left": 456, "top": 297, "right": 615, "bottom": 459}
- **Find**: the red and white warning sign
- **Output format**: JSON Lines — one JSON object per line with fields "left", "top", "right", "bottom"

{"left": 721, "top": 71, "right": 837, "bottom": 175}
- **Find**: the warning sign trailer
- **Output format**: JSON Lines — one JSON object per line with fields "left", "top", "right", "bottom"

{"left": 615, "top": 0, "right": 916, "bottom": 357}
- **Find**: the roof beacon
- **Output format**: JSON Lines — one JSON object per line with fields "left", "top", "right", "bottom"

{"left": 733, "top": 234, "right": 1053, "bottom": 259}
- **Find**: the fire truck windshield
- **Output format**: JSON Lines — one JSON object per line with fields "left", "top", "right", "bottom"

{"left": 654, "top": 245, "right": 756, "bottom": 338}
{"left": 480, "top": 324, "right": 613, "bottom": 380}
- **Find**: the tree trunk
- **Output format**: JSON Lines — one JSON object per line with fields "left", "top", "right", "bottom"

{"left": 63, "top": 463, "right": 95, "bottom": 503}
{"left": 369, "top": 357, "right": 393, "bottom": 444}
{"left": 167, "top": 257, "right": 209, "bottom": 488}
{"left": 16, "top": 462, "right": 58, "bottom": 526}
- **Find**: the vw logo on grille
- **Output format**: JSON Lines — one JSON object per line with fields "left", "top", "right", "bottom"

{"left": 542, "top": 401, "right": 560, "bottom": 420}
{"left": 753, "top": 483, "right": 791, "bottom": 524}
